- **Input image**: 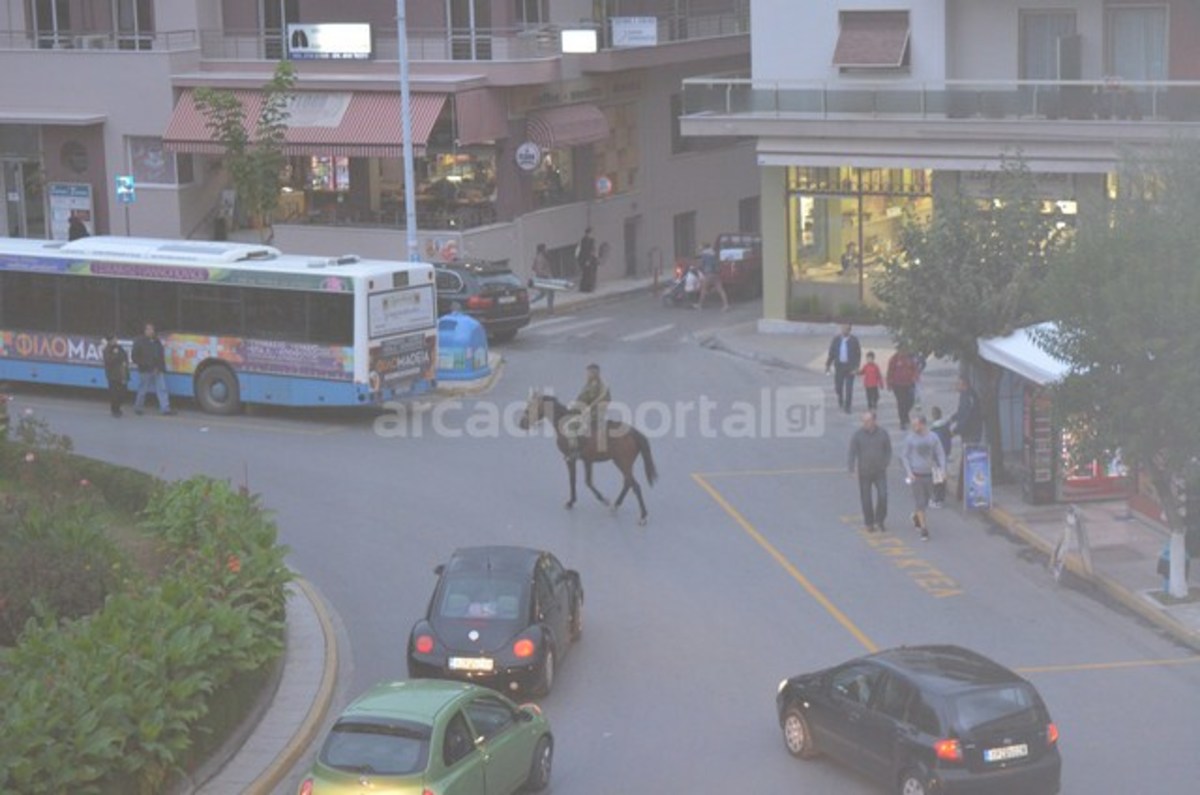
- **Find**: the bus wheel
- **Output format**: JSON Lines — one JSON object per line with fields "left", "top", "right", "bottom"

{"left": 196, "top": 364, "right": 241, "bottom": 415}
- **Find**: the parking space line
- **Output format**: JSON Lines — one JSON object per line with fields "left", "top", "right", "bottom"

{"left": 526, "top": 317, "right": 611, "bottom": 335}
{"left": 698, "top": 466, "right": 844, "bottom": 479}
{"left": 619, "top": 323, "right": 676, "bottom": 343}
{"left": 524, "top": 315, "right": 585, "bottom": 331}
{"left": 1014, "top": 656, "right": 1200, "bottom": 676}
{"left": 692, "top": 472, "right": 879, "bottom": 653}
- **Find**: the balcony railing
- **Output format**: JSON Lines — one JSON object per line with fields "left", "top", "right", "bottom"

{"left": 683, "top": 77, "right": 1200, "bottom": 124}
{"left": 0, "top": 29, "right": 197, "bottom": 51}
{"left": 201, "top": 27, "right": 560, "bottom": 62}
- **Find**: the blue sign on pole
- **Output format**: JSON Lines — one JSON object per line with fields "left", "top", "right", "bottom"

{"left": 115, "top": 175, "right": 136, "bottom": 204}
{"left": 963, "top": 444, "right": 992, "bottom": 511}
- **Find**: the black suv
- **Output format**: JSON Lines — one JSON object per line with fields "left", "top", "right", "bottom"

{"left": 434, "top": 260, "right": 530, "bottom": 342}
{"left": 776, "top": 645, "right": 1061, "bottom": 795}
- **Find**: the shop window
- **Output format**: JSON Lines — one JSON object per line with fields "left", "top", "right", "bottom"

{"left": 532, "top": 150, "right": 574, "bottom": 209}
{"left": 128, "top": 137, "right": 180, "bottom": 185}
{"left": 309, "top": 156, "right": 351, "bottom": 192}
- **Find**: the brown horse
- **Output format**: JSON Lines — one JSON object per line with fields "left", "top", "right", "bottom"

{"left": 519, "top": 390, "right": 658, "bottom": 524}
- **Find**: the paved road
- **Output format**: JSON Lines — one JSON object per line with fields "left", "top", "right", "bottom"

{"left": 18, "top": 293, "right": 1200, "bottom": 793}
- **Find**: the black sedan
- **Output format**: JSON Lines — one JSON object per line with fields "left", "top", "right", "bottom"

{"left": 434, "top": 260, "right": 530, "bottom": 342}
{"left": 776, "top": 645, "right": 1061, "bottom": 795}
{"left": 407, "top": 546, "right": 583, "bottom": 697}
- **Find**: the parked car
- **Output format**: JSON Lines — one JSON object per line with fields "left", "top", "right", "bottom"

{"left": 408, "top": 546, "right": 584, "bottom": 696}
{"left": 673, "top": 232, "right": 763, "bottom": 299}
{"left": 776, "top": 645, "right": 1061, "bottom": 795}
{"left": 434, "top": 260, "right": 530, "bottom": 341}
{"left": 298, "top": 679, "right": 553, "bottom": 795}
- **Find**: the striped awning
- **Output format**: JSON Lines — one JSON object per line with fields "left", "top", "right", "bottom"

{"left": 163, "top": 89, "right": 447, "bottom": 158}
{"left": 525, "top": 104, "right": 609, "bottom": 149}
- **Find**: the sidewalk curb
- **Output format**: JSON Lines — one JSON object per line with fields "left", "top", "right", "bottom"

{"left": 699, "top": 333, "right": 807, "bottom": 371}
{"left": 529, "top": 281, "right": 655, "bottom": 319}
{"left": 244, "top": 578, "right": 340, "bottom": 795}
{"left": 987, "top": 504, "right": 1200, "bottom": 653}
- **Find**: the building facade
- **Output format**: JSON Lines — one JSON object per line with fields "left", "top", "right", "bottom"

{"left": 682, "top": 0, "right": 1200, "bottom": 319}
{"left": 0, "top": 0, "right": 756, "bottom": 285}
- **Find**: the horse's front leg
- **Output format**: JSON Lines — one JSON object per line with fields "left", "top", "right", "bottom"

{"left": 565, "top": 457, "right": 578, "bottom": 509}
{"left": 584, "top": 460, "right": 609, "bottom": 505}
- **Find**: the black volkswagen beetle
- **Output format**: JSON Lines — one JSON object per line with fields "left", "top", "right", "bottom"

{"left": 407, "top": 546, "right": 583, "bottom": 697}
{"left": 776, "top": 645, "right": 1061, "bottom": 795}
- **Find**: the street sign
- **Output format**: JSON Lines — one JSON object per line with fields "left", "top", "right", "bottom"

{"left": 115, "top": 175, "right": 136, "bottom": 204}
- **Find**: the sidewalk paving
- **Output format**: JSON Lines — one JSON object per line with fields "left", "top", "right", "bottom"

{"left": 710, "top": 318, "right": 1200, "bottom": 654}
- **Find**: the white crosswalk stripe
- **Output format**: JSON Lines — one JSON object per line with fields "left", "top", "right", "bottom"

{"left": 526, "top": 317, "right": 613, "bottom": 336}
{"left": 619, "top": 323, "right": 676, "bottom": 342}
{"left": 524, "top": 315, "right": 590, "bottom": 332}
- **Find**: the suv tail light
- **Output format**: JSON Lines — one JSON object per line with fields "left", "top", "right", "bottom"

{"left": 298, "top": 778, "right": 314, "bottom": 795}
{"left": 934, "top": 738, "right": 963, "bottom": 762}
{"left": 466, "top": 295, "right": 494, "bottom": 309}
{"left": 1046, "top": 722, "right": 1059, "bottom": 745}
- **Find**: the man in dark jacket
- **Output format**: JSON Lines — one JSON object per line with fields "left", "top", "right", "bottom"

{"left": 848, "top": 410, "right": 892, "bottom": 532}
{"left": 825, "top": 323, "right": 862, "bottom": 414}
{"left": 131, "top": 322, "right": 175, "bottom": 415}
{"left": 102, "top": 334, "right": 129, "bottom": 417}
{"left": 951, "top": 376, "right": 982, "bottom": 499}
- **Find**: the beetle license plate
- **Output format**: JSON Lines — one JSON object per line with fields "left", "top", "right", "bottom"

{"left": 449, "top": 656, "right": 495, "bottom": 672}
{"left": 983, "top": 743, "right": 1028, "bottom": 762}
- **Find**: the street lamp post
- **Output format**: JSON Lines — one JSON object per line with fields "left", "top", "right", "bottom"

{"left": 396, "top": 0, "right": 419, "bottom": 261}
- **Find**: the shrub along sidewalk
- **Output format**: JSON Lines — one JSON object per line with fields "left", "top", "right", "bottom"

{"left": 0, "top": 420, "right": 291, "bottom": 795}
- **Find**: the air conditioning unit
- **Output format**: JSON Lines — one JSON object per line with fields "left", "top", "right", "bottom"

{"left": 74, "top": 34, "right": 109, "bottom": 50}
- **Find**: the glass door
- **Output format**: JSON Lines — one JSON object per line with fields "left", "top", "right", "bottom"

{"left": 2, "top": 161, "right": 47, "bottom": 239}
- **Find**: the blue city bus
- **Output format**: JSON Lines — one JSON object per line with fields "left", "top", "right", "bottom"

{"left": 0, "top": 236, "right": 438, "bottom": 413}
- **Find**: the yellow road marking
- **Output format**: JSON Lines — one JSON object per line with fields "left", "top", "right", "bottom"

{"left": 698, "top": 466, "right": 845, "bottom": 479}
{"left": 1015, "top": 656, "right": 1200, "bottom": 675}
{"left": 692, "top": 472, "right": 878, "bottom": 653}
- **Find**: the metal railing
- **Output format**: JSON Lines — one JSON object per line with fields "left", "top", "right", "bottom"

{"left": 682, "top": 77, "right": 1200, "bottom": 124}
{"left": 0, "top": 29, "right": 197, "bottom": 51}
{"left": 201, "top": 27, "right": 560, "bottom": 62}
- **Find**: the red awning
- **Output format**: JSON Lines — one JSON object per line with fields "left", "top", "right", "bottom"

{"left": 832, "top": 11, "right": 910, "bottom": 68}
{"left": 163, "top": 89, "right": 447, "bottom": 158}
{"left": 525, "top": 104, "right": 609, "bottom": 149}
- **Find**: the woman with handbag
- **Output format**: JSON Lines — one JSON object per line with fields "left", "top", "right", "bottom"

{"left": 901, "top": 415, "right": 947, "bottom": 541}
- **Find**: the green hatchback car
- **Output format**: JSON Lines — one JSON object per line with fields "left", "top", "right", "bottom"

{"left": 299, "top": 679, "right": 553, "bottom": 795}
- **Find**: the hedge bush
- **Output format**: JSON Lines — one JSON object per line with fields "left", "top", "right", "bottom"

{"left": 0, "top": 474, "right": 291, "bottom": 795}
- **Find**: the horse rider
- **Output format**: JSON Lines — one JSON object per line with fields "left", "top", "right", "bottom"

{"left": 564, "top": 363, "right": 610, "bottom": 457}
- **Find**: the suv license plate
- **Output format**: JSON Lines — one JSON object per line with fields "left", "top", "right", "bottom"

{"left": 449, "top": 656, "right": 495, "bottom": 672}
{"left": 498, "top": 295, "right": 517, "bottom": 304}
{"left": 983, "top": 743, "right": 1028, "bottom": 762}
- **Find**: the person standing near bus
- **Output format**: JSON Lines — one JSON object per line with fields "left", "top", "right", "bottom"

{"left": 102, "top": 333, "right": 129, "bottom": 417}
{"left": 132, "top": 322, "right": 175, "bottom": 416}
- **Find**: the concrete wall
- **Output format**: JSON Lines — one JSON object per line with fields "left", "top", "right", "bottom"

{"left": 752, "top": 0, "right": 946, "bottom": 83}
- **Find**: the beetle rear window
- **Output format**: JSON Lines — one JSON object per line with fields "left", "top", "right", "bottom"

{"left": 320, "top": 720, "right": 430, "bottom": 775}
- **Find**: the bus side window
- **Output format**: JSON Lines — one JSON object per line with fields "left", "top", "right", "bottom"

{"left": 308, "top": 293, "right": 353, "bottom": 346}
{"left": 1, "top": 272, "right": 57, "bottom": 332}
{"left": 118, "top": 281, "right": 179, "bottom": 337}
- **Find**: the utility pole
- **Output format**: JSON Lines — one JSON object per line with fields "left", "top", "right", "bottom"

{"left": 396, "top": 0, "right": 419, "bottom": 260}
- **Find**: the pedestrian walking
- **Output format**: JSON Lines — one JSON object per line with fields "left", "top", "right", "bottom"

{"left": 131, "top": 322, "right": 175, "bottom": 416}
{"left": 529, "top": 243, "right": 556, "bottom": 314}
{"left": 901, "top": 415, "right": 947, "bottom": 541}
{"left": 102, "top": 333, "right": 129, "bottom": 417}
{"left": 860, "top": 350, "right": 883, "bottom": 411}
{"left": 825, "top": 323, "right": 862, "bottom": 414}
{"left": 951, "top": 376, "right": 983, "bottom": 500}
{"left": 576, "top": 227, "right": 598, "bottom": 293}
{"left": 848, "top": 410, "right": 892, "bottom": 533}
{"left": 929, "top": 406, "right": 952, "bottom": 507}
{"left": 886, "top": 346, "right": 919, "bottom": 430}
{"left": 840, "top": 242, "right": 858, "bottom": 275}
{"left": 694, "top": 241, "right": 729, "bottom": 310}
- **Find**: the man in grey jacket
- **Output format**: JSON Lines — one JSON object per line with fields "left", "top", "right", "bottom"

{"left": 848, "top": 411, "right": 892, "bottom": 533}
{"left": 901, "top": 415, "right": 947, "bottom": 541}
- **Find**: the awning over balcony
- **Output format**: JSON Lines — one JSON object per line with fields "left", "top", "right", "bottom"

{"left": 163, "top": 89, "right": 447, "bottom": 158}
{"left": 832, "top": 11, "right": 910, "bottom": 69}
{"left": 525, "top": 104, "right": 609, "bottom": 149}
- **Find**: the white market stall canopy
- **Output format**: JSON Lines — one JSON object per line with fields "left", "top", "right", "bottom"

{"left": 977, "top": 322, "right": 1072, "bottom": 386}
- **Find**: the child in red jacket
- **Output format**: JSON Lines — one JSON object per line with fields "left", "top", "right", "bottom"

{"left": 860, "top": 351, "right": 883, "bottom": 411}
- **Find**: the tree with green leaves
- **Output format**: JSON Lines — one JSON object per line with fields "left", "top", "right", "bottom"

{"left": 194, "top": 61, "right": 296, "bottom": 241}
{"left": 1037, "top": 141, "right": 1200, "bottom": 598}
{"left": 874, "top": 159, "right": 1066, "bottom": 477}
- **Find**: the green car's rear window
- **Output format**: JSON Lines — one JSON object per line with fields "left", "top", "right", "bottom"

{"left": 320, "top": 720, "right": 431, "bottom": 776}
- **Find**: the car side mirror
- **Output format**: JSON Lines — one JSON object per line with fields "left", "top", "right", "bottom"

{"left": 518, "top": 709, "right": 535, "bottom": 722}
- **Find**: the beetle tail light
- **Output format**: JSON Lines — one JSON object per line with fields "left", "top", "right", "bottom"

{"left": 1047, "top": 722, "right": 1059, "bottom": 745}
{"left": 934, "top": 738, "right": 963, "bottom": 762}
{"left": 415, "top": 634, "right": 434, "bottom": 654}
{"left": 298, "top": 778, "right": 314, "bottom": 795}
{"left": 513, "top": 638, "right": 536, "bottom": 658}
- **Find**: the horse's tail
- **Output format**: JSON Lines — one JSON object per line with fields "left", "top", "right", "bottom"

{"left": 632, "top": 428, "right": 658, "bottom": 486}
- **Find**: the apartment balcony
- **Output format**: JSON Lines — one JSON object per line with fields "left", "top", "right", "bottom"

{"left": 681, "top": 77, "right": 1200, "bottom": 173}
{"left": 0, "top": 28, "right": 198, "bottom": 51}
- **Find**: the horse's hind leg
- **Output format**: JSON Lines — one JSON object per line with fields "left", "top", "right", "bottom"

{"left": 584, "top": 460, "right": 609, "bottom": 505}
{"left": 630, "top": 479, "right": 648, "bottom": 525}
{"left": 565, "top": 458, "right": 578, "bottom": 509}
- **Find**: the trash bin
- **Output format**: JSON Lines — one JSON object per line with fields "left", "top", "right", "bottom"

{"left": 436, "top": 313, "right": 490, "bottom": 381}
